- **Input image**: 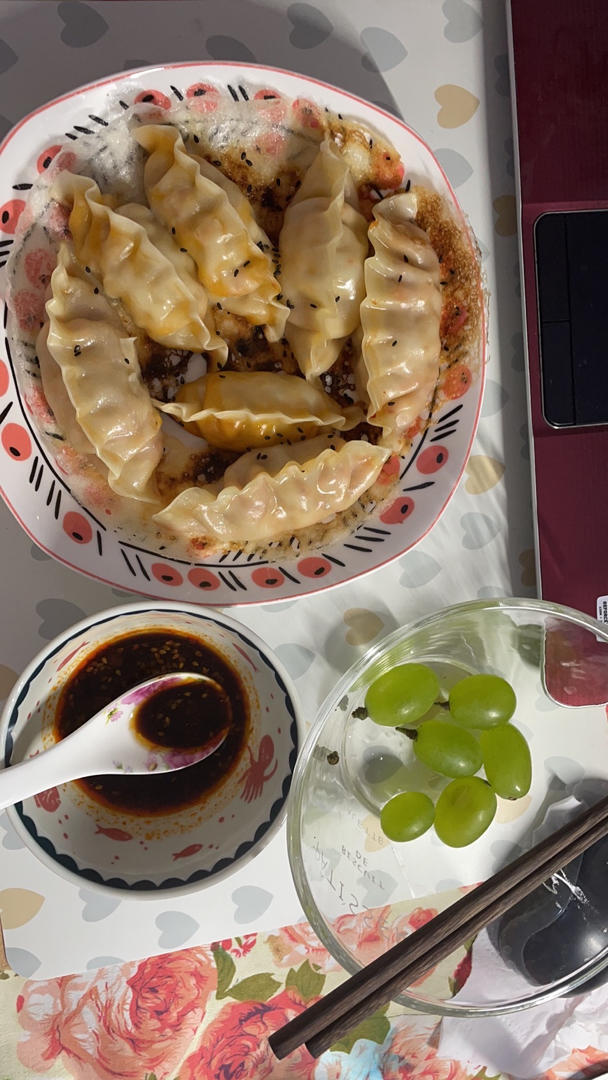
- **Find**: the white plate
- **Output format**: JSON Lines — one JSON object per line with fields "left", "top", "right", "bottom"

{"left": 0, "top": 62, "right": 485, "bottom": 605}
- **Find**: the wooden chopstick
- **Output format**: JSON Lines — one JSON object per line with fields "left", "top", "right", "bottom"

{"left": 269, "top": 790, "right": 608, "bottom": 1061}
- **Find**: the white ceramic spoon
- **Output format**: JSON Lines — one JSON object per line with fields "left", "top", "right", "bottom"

{"left": 0, "top": 671, "right": 230, "bottom": 810}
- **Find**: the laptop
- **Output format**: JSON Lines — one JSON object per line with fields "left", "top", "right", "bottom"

{"left": 507, "top": 0, "right": 608, "bottom": 626}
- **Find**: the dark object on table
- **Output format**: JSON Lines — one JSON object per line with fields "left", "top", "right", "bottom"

{"left": 490, "top": 833, "right": 608, "bottom": 994}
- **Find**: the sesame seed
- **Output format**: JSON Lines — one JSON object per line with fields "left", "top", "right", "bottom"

{"left": 392, "top": 340, "right": 397, "bottom": 347}
{"left": 335, "top": 296, "right": 340, "bottom": 302}
{"left": 124, "top": 357, "right": 130, "bottom": 364}
{"left": 243, "top": 260, "right": 250, "bottom": 267}
{"left": 193, "top": 134, "right": 199, "bottom": 143}
{"left": 94, "top": 287, "right": 99, "bottom": 294}
{"left": 216, "top": 302, "right": 222, "bottom": 310}
{"left": 171, "top": 227, "right": 176, "bottom": 235}
{"left": 241, "top": 152, "right": 246, "bottom": 160}
{"left": 85, "top": 266, "right": 91, "bottom": 273}
{"left": 405, "top": 178, "right": 411, "bottom": 192}
{"left": 180, "top": 247, "right": 187, "bottom": 253}
{"left": 212, "top": 160, "right": 222, "bottom": 166}
{"left": 234, "top": 268, "right": 239, "bottom": 277}
{"left": 245, "top": 158, "right": 253, "bottom": 166}
{"left": 398, "top": 274, "right": 402, "bottom": 283}
{"left": 310, "top": 302, "right": 317, "bottom": 308}
{"left": 403, "top": 254, "right": 409, "bottom": 263}
{"left": 73, "top": 345, "right": 81, "bottom": 356}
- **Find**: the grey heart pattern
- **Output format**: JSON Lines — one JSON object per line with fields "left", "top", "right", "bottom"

{"left": 433, "top": 148, "right": 473, "bottom": 188}
{"left": 357, "top": 869, "right": 397, "bottom": 907}
{"left": 481, "top": 378, "right": 508, "bottom": 417}
{"left": 399, "top": 550, "right": 441, "bottom": 587}
{"left": 36, "top": 598, "right": 86, "bottom": 641}
{"left": 5, "top": 947, "right": 40, "bottom": 977}
{"left": 442, "top": 0, "right": 482, "bottom": 43}
{"left": 287, "top": 3, "right": 333, "bottom": 49}
{"left": 0, "top": 813, "right": 24, "bottom": 850}
{"left": 494, "top": 53, "right": 510, "bottom": 96}
{"left": 361, "top": 26, "right": 407, "bottom": 73}
{"left": 86, "top": 955, "right": 124, "bottom": 970}
{"left": 58, "top": 1, "right": 109, "bottom": 47}
{"left": 231, "top": 885, "right": 273, "bottom": 924}
{"left": 30, "top": 543, "right": 50, "bottom": 562}
{"left": 274, "top": 642, "right": 315, "bottom": 678}
{"left": 155, "top": 910, "right": 200, "bottom": 949}
{"left": 206, "top": 35, "right": 256, "bottom": 63}
{"left": 0, "top": 39, "right": 17, "bottom": 74}
{"left": 79, "top": 888, "right": 121, "bottom": 922}
{"left": 460, "top": 512, "right": 500, "bottom": 549}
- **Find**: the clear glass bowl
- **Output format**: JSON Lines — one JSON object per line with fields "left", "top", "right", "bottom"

{"left": 287, "top": 598, "right": 608, "bottom": 1017}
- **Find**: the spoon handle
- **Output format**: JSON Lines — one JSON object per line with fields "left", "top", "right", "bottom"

{"left": 0, "top": 728, "right": 96, "bottom": 810}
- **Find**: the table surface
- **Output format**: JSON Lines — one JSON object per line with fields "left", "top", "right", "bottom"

{"left": 0, "top": 3, "right": 584, "bottom": 1078}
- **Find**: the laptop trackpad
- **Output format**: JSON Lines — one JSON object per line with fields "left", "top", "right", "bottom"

{"left": 535, "top": 210, "right": 608, "bottom": 428}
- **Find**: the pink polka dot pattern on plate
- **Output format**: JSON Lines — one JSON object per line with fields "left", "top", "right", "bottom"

{"left": 251, "top": 567, "right": 285, "bottom": 589}
{"left": 380, "top": 496, "right": 415, "bottom": 524}
{"left": 151, "top": 563, "right": 184, "bottom": 587}
{"left": 0, "top": 360, "right": 8, "bottom": 397}
{"left": 1, "top": 423, "right": 31, "bottom": 461}
{"left": 417, "top": 445, "right": 449, "bottom": 474}
{"left": 297, "top": 557, "right": 331, "bottom": 578}
{"left": 36, "top": 145, "right": 61, "bottom": 173}
{"left": 0, "top": 198, "right": 25, "bottom": 233}
{"left": 62, "top": 512, "right": 93, "bottom": 544}
{"left": 186, "top": 83, "right": 220, "bottom": 111}
{"left": 187, "top": 568, "right": 220, "bottom": 591}
{"left": 134, "top": 89, "right": 171, "bottom": 110}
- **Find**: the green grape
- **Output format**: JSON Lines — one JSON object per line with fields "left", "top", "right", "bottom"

{"left": 434, "top": 777, "right": 497, "bottom": 847}
{"left": 365, "top": 664, "right": 440, "bottom": 728}
{"left": 480, "top": 723, "right": 532, "bottom": 799}
{"left": 380, "top": 791, "right": 435, "bottom": 842}
{"left": 413, "top": 719, "right": 482, "bottom": 778}
{"left": 448, "top": 674, "right": 516, "bottom": 729}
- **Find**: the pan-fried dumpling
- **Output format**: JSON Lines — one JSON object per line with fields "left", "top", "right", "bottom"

{"left": 279, "top": 139, "right": 368, "bottom": 379}
{"left": 36, "top": 321, "right": 94, "bottom": 456}
{"left": 222, "top": 432, "right": 347, "bottom": 488}
{"left": 53, "top": 172, "right": 220, "bottom": 353}
{"left": 153, "top": 438, "right": 389, "bottom": 546}
{"left": 115, "top": 202, "right": 227, "bottom": 362}
{"left": 158, "top": 371, "right": 361, "bottom": 451}
{"left": 134, "top": 125, "right": 288, "bottom": 340}
{"left": 45, "top": 243, "right": 162, "bottom": 503}
{"left": 359, "top": 192, "right": 442, "bottom": 450}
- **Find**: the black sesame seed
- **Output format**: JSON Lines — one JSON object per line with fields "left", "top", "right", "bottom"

{"left": 241, "top": 151, "right": 246, "bottom": 160}
{"left": 142, "top": 94, "right": 155, "bottom": 103}
{"left": 245, "top": 158, "right": 253, "bottom": 167}
{"left": 216, "top": 302, "right": 222, "bottom": 310}
{"left": 234, "top": 268, "right": 239, "bottom": 277}
{"left": 338, "top": 113, "right": 343, "bottom": 119}
{"left": 310, "top": 302, "right": 317, "bottom": 308}
{"left": 403, "top": 254, "right": 409, "bottom": 263}
{"left": 171, "top": 227, "right": 176, "bottom": 234}
{"left": 392, "top": 340, "right": 397, "bottom": 347}
{"left": 73, "top": 345, "right": 81, "bottom": 356}
{"left": 243, "top": 260, "right": 250, "bottom": 267}
{"left": 405, "top": 178, "right": 411, "bottom": 192}
{"left": 276, "top": 177, "right": 281, "bottom": 186}
{"left": 385, "top": 154, "right": 391, "bottom": 160}
{"left": 180, "top": 247, "right": 187, "bottom": 253}
{"left": 212, "top": 160, "right": 222, "bottom": 166}
{"left": 335, "top": 296, "right": 340, "bottom": 302}
{"left": 286, "top": 299, "right": 294, "bottom": 309}
{"left": 247, "top": 184, "right": 252, "bottom": 193}
{"left": 276, "top": 293, "right": 283, "bottom": 300}
{"left": 194, "top": 88, "right": 206, "bottom": 97}
{"left": 398, "top": 274, "right": 402, "bottom": 283}
{"left": 124, "top": 357, "right": 130, "bottom": 364}
{"left": 193, "top": 134, "right": 200, "bottom": 143}
{"left": 85, "top": 266, "right": 91, "bottom": 273}
{"left": 94, "top": 287, "right": 99, "bottom": 294}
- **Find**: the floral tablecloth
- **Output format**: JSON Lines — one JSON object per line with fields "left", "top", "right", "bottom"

{"left": 2, "top": 914, "right": 607, "bottom": 1080}
{"left": 1, "top": 0, "right": 607, "bottom": 1077}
